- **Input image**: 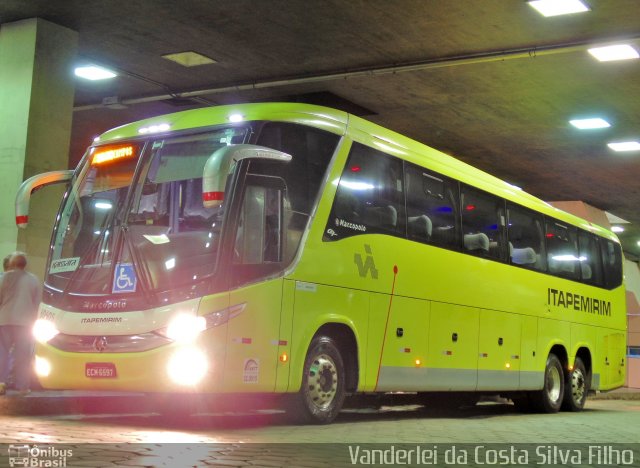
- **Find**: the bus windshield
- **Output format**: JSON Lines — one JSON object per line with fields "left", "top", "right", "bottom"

{"left": 47, "top": 127, "right": 248, "bottom": 295}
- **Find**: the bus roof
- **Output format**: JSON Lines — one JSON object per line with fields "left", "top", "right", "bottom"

{"left": 94, "top": 102, "right": 619, "bottom": 243}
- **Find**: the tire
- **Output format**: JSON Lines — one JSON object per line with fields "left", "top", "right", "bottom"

{"left": 530, "top": 353, "right": 564, "bottom": 413}
{"left": 562, "top": 357, "right": 588, "bottom": 411}
{"left": 288, "top": 336, "right": 346, "bottom": 424}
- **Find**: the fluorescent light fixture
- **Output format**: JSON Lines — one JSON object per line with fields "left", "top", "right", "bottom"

{"left": 569, "top": 118, "right": 610, "bottom": 129}
{"left": 74, "top": 66, "right": 117, "bottom": 80}
{"left": 162, "top": 51, "right": 217, "bottom": 67}
{"left": 608, "top": 141, "right": 640, "bottom": 152}
{"left": 611, "top": 226, "right": 625, "bottom": 233}
{"left": 528, "top": 0, "right": 589, "bottom": 17}
{"left": 588, "top": 44, "right": 639, "bottom": 62}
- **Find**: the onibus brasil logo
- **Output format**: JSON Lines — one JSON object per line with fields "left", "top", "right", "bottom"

{"left": 7, "top": 444, "right": 72, "bottom": 467}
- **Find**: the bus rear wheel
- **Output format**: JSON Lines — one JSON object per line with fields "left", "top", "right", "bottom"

{"left": 288, "top": 336, "right": 346, "bottom": 424}
{"left": 562, "top": 357, "right": 588, "bottom": 411}
{"left": 531, "top": 353, "right": 564, "bottom": 413}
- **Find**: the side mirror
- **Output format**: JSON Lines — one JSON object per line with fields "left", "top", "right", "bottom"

{"left": 202, "top": 145, "right": 291, "bottom": 208}
{"left": 15, "top": 170, "right": 74, "bottom": 228}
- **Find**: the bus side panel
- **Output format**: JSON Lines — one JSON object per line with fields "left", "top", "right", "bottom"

{"left": 538, "top": 317, "right": 570, "bottom": 366}
{"left": 223, "top": 278, "right": 283, "bottom": 392}
{"left": 275, "top": 279, "right": 296, "bottom": 392}
{"left": 596, "top": 330, "right": 626, "bottom": 390}
{"left": 477, "top": 309, "right": 521, "bottom": 391}
{"left": 372, "top": 294, "right": 429, "bottom": 391}
{"left": 519, "top": 315, "right": 542, "bottom": 390}
{"left": 426, "top": 303, "right": 479, "bottom": 391}
{"left": 569, "top": 322, "right": 596, "bottom": 368}
{"left": 288, "top": 282, "right": 369, "bottom": 394}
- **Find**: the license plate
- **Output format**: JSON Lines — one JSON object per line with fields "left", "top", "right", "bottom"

{"left": 85, "top": 362, "right": 117, "bottom": 378}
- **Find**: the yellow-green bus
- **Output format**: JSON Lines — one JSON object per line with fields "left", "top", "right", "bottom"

{"left": 18, "top": 103, "right": 625, "bottom": 423}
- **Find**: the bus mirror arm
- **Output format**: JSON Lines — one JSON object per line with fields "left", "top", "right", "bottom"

{"left": 15, "top": 170, "right": 74, "bottom": 228}
{"left": 202, "top": 144, "right": 291, "bottom": 208}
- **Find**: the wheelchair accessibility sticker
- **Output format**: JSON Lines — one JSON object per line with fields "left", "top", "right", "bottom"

{"left": 112, "top": 263, "right": 137, "bottom": 293}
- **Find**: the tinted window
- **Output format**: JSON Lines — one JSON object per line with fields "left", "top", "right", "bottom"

{"left": 546, "top": 220, "right": 580, "bottom": 280}
{"left": 254, "top": 123, "right": 339, "bottom": 262}
{"left": 601, "top": 239, "right": 623, "bottom": 289}
{"left": 507, "top": 203, "right": 546, "bottom": 271}
{"left": 326, "top": 143, "right": 404, "bottom": 240}
{"left": 404, "top": 163, "right": 459, "bottom": 248}
{"left": 460, "top": 185, "right": 506, "bottom": 260}
{"left": 578, "top": 231, "right": 604, "bottom": 286}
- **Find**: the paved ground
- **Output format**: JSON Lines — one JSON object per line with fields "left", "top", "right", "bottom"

{"left": 1, "top": 391, "right": 639, "bottom": 467}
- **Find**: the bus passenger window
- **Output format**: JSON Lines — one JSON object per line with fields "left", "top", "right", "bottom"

{"left": 460, "top": 185, "right": 506, "bottom": 260}
{"left": 545, "top": 220, "right": 580, "bottom": 280}
{"left": 404, "top": 163, "right": 458, "bottom": 248}
{"left": 601, "top": 239, "right": 623, "bottom": 289}
{"left": 326, "top": 143, "right": 404, "bottom": 240}
{"left": 578, "top": 230, "right": 604, "bottom": 286}
{"left": 506, "top": 203, "right": 546, "bottom": 271}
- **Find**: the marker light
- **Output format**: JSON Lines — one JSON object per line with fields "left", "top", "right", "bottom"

{"left": 33, "top": 319, "right": 60, "bottom": 344}
{"left": 280, "top": 353, "right": 289, "bottom": 363}
{"left": 415, "top": 358, "right": 422, "bottom": 367}
{"left": 167, "top": 347, "right": 208, "bottom": 386}
{"left": 228, "top": 113, "right": 244, "bottom": 123}
{"left": 138, "top": 123, "right": 171, "bottom": 134}
{"left": 165, "top": 314, "right": 206, "bottom": 343}
{"left": 35, "top": 356, "right": 52, "bottom": 377}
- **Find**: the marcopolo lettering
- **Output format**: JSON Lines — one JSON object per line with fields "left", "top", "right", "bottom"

{"left": 336, "top": 218, "right": 367, "bottom": 232}
{"left": 547, "top": 288, "right": 611, "bottom": 316}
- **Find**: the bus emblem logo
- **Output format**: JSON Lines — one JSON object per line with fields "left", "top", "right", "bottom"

{"left": 93, "top": 336, "right": 108, "bottom": 352}
{"left": 354, "top": 244, "right": 378, "bottom": 279}
{"left": 112, "top": 264, "right": 137, "bottom": 293}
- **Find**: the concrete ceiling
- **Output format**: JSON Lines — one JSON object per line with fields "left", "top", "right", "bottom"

{"left": 3, "top": 0, "right": 640, "bottom": 259}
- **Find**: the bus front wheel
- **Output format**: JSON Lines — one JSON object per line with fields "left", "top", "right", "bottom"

{"left": 531, "top": 353, "right": 564, "bottom": 413}
{"left": 562, "top": 357, "right": 588, "bottom": 411}
{"left": 288, "top": 335, "right": 346, "bottom": 424}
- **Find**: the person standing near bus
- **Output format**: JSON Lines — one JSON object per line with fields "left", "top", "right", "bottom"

{"left": 1, "top": 254, "right": 11, "bottom": 277}
{"left": 0, "top": 252, "right": 42, "bottom": 396}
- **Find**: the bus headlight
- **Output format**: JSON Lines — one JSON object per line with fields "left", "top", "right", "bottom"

{"left": 35, "top": 355, "right": 52, "bottom": 377}
{"left": 33, "top": 319, "right": 60, "bottom": 344}
{"left": 164, "top": 314, "right": 206, "bottom": 343}
{"left": 167, "top": 347, "right": 208, "bottom": 386}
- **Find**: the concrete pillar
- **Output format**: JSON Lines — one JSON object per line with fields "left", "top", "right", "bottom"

{"left": 0, "top": 18, "right": 78, "bottom": 278}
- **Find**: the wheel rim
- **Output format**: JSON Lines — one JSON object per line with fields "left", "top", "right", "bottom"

{"left": 307, "top": 353, "right": 338, "bottom": 410}
{"left": 570, "top": 368, "right": 585, "bottom": 404}
{"left": 547, "top": 365, "right": 562, "bottom": 403}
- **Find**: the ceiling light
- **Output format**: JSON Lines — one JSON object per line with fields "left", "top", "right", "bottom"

{"left": 74, "top": 66, "right": 117, "bottom": 80}
{"left": 588, "top": 45, "right": 639, "bottom": 62}
{"left": 528, "top": 0, "right": 590, "bottom": 17}
{"left": 162, "top": 51, "right": 217, "bottom": 67}
{"left": 611, "top": 226, "right": 624, "bottom": 233}
{"left": 608, "top": 141, "right": 640, "bottom": 152}
{"left": 569, "top": 118, "right": 610, "bottom": 129}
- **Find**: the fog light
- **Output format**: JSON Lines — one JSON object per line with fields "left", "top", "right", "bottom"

{"left": 35, "top": 355, "right": 51, "bottom": 377}
{"left": 167, "top": 347, "right": 208, "bottom": 386}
